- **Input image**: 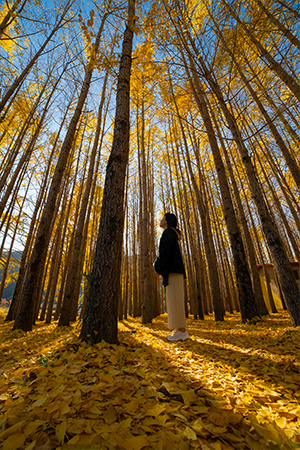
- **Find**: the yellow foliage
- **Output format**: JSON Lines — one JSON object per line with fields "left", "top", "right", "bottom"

{"left": 0, "top": 3, "right": 17, "bottom": 54}
{"left": 0, "top": 311, "right": 299, "bottom": 449}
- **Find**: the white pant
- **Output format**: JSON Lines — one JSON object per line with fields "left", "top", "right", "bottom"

{"left": 166, "top": 273, "right": 186, "bottom": 329}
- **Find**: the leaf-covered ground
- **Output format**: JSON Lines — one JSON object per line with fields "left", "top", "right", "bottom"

{"left": 0, "top": 310, "right": 299, "bottom": 450}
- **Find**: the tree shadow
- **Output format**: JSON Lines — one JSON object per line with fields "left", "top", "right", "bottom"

{"left": 119, "top": 313, "right": 300, "bottom": 402}
{"left": 118, "top": 316, "right": 300, "bottom": 450}
{"left": 0, "top": 312, "right": 299, "bottom": 449}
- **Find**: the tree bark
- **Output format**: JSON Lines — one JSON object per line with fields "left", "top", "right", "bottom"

{"left": 182, "top": 54, "right": 258, "bottom": 321}
{"left": 79, "top": 0, "right": 135, "bottom": 344}
{"left": 59, "top": 75, "right": 109, "bottom": 325}
{"left": 12, "top": 15, "right": 107, "bottom": 332}
{"left": 139, "top": 98, "right": 156, "bottom": 324}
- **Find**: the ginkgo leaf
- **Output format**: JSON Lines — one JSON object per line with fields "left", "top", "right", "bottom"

{"left": 275, "top": 417, "right": 286, "bottom": 429}
{"left": 58, "top": 403, "right": 71, "bottom": 415}
{"left": 31, "top": 398, "right": 47, "bottom": 408}
{"left": 145, "top": 404, "right": 165, "bottom": 417}
{"left": 180, "top": 390, "right": 197, "bottom": 405}
{"left": 46, "top": 402, "right": 61, "bottom": 414}
{"left": 0, "top": 421, "right": 26, "bottom": 440}
{"left": 24, "top": 441, "right": 36, "bottom": 450}
{"left": 103, "top": 404, "right": 118, "bottom": 424}
{"left": 0, "top": 310, "right": 299, "bottom": 450}
{"left": 2, "top": 433, "right": 26, "bottom": 450}
{"left": 114, "top": 433, "right": 149, "bottom": 450}
{"left": 183, "top": 426, "right": 197, "bottom": 440}
{"left": 55, "top": 421, "right": 67, "bottom": 444}
{"left": 23, "top": 421, "right": 44, "bottom": 436}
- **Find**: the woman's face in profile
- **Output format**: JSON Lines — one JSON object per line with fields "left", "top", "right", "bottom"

{"left": 160, "top": 215, "right": 167, "bottom": 229}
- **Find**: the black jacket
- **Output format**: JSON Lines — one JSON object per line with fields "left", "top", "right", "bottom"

{"left": 154, "top": 227, "right": 186, "bottom": 286}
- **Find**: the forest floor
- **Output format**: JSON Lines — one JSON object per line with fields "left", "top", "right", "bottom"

{"left": 0, "top": 309, "right": 299, "bottom": 450}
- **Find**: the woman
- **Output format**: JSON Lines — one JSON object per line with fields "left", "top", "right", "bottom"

{"left": 154, "top": 213, "right": 190, "bottom": 341}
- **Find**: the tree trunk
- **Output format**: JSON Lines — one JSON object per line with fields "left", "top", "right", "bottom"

{"left": 39, "top": 226, "right": 61, "bottom": 321}
{"left": 132, "top": 203, "right": 139, "bottom": 317}
{"left": 0, "top": 0, "right": 74, "bottom": 113}
{"left": 12, "top": 15, "right": 107, "bottom": 332}
{"left": 187, "top": 35, "right": 300, "bottom": 326}
{"left": 0, "top": 173, "right": 31, "bottom": 300}
{"left": 79, "top": 0, "right": 135, "bottom": 344}
{"left": 139, "top": 98, "right": 156, "bottom": 324}
{"left": 253, "top": 0, "right": 300, "bottom": 51}
{"left": 182, "top": 52, "right": 258, "bottom": 321}
{"left": 0, "top": 70, "right": 62, "bottom": 217}
{"left": 220, "top": 0, "right": 300, "bottom": 103}
{"left": 59, "top": 74, "right": 109, "bottom": 325}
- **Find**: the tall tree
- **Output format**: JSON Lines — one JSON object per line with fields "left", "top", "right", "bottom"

{"left": 59, "top": 72, "right": 109, "bottom": 326}
{"left": 0, "top": 0, "right": 75, "bottom": 113}
{"left": 80, "top": 0, "right": 136, "bottom": 344}
{"left": 12, "top": 9, "right": 109, "bottom": 332}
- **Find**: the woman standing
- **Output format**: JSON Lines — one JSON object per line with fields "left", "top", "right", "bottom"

{"left": 154, "top": 213, "right": 190, "bottom": 341}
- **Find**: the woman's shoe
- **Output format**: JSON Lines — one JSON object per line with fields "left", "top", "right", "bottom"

{"left": 167, "top": 330, "right": 190, "bottom": 341}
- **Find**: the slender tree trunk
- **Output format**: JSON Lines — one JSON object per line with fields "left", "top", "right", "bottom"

{"left": 59, "top": 75, "right": 109, "bottom": 325}
{"left": 0, "top": 0, "right": 28, "bottom": 38}
{"left": 45, "top": 217, "right": 67, "bottom": 324}
{"left": 12, "top": 16, "right": 107, "bottom": 332}
{"left": 39, "top": 226, "right": 61, "bottom": 321}
{"left": 0, "top": 173, "right": 31, "bottom": 300}
{"left": 252, "top": 0, "right": 300, "bottom": 51}
{"left": 182, "top": 52, "right": 258, "bottom": 321}
{"left": 123, "top": 183, "right": 129, "bottom": 320}
{"left": 0, "top": 0, "right": 74, "bottom": 113}
{"left": 139, "top": 98, "right": 155, "bottom": 324}
{"left": 220, "top": 0, "right": 300, "bottom": 103}
{"left": 132, "top": 203, "right": 139, "bottom": 317}
{"left": 188, "top": 36, "right": 300, "bottom": 326}
{"left": 53, "top": 230, "right": 74, "bottom": 321}
{"left": 209, "top": 14, "right": 300, "bottom": 191}
{"left": 0, "top": 71, "right": 62, "bottom": 217}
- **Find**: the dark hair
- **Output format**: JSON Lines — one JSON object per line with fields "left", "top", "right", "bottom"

{"left": 165, "top": 212, "right": 181, "bottom": 239}
{"left": 165, "top": 212, "right": 177, "bottom": 228}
